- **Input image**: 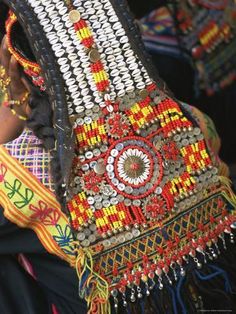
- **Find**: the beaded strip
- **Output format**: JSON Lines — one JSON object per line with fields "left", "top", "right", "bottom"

{"left": 6, "top": 12, "right": 45, "bottom": 91}
{"left": 72, "top": 15, "right": 110, "bottom": 93}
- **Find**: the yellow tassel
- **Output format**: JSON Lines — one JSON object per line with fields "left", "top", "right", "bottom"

{"left": 75, "top": 247, "right": 111, "bottom": 314}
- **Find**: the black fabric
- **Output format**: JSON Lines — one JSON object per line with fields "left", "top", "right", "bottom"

{"left": 0, "top": 207, "right": 87, "bottom": 314}
{"left": 127, "top": 0, "right": 165, "bottom": 18}
{"left": 0, "top": 255, "right": 51, "bottom": 314}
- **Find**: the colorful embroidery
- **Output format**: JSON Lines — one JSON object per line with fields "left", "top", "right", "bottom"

{"left": 0, "top": 146, "right": 75, "bottom": 265}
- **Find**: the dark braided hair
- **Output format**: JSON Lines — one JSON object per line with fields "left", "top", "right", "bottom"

{"left": 27, "top": 85, "right": 66, "bottom": 206}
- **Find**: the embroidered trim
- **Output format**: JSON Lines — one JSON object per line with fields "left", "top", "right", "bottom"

{"left": 0, "top": 146, "right": 75, "bottom": 265}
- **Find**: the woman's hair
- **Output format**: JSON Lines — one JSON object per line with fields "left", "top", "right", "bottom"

{"left": 27, "top": 85, "right": 65, "bottom": 206}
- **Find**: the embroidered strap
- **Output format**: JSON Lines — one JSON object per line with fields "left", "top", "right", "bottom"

{"left": 0, "top": 146, "right": 75, "bottom": 265}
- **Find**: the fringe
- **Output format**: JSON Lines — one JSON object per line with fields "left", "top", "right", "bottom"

{"left": 75, "top": 248, "right": 110, "bottom": 314}
{"left": 117, "top": 238, "right": 236, "bottom": 314}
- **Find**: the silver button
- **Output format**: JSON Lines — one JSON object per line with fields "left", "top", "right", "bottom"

{"left": 155, "top": 187, "right": 163, "bottom": 195}
{"left": 132, "top": 229, "right": 141, "bottom": 237}
{"left": 88, "top": 234, "right": 96, "bottom": 243}
{"left": 89, "top": 224, "right": 97, "bottom": 232}
{"left": 94, "top": 161, "right": 106, "bottom": 175}
{"left": 81, "top": 239, "right": 90, "bottom": 247}
{"left": 84, "top": 229, "right": 91, "bottom": 237}
{"left": 77, "top": 233, "right": 86, "bottom": 241}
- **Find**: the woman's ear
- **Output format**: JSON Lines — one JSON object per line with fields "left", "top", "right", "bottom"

{"left": 25, "top": 102, "right": 31, "bottom": 117}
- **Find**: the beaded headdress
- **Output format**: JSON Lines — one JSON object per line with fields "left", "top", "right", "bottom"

{"left": 2, "top": 0, "right": 236, "bottom": 313}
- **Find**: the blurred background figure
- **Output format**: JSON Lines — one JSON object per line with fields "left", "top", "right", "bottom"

{"left": 129, "top": 0, "right": 236, "bottom": 173}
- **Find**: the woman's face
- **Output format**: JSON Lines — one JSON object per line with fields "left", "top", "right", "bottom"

{"left": 0, "top": 36, "right": 29, "bottom": 144}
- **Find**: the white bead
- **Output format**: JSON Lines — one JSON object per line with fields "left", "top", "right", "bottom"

{"left": 63, "top": 71, "right": 72, "bottom": 80}
{"left": 68, "top": 84, "right": 79, "bottom": 93}
{"left": 52, "top": 42, "right": 62, "bottom": 52}
{"left": 40, "top": 18, "right": 50, "bottom": 26}
{"left": 66, "top": 78, "right": 76, "bottom": 86}
{"left": 116, "top": 29, "right": 125, "bottom": 37}
{"left": 37, "top": 11, "right": 47, "bottom": 20}
{"left": 71, "top": 91, "right": 81, "bottom": 99}
{"left": 60, "top": 64, "right": 70, "bottom": 74}
{"left": 75, "top": 106, "right": 85, "bottom": 113}
{"left": 55, "top": 49, "right": 65, "bottom": 58}
{"left": 85, "top": 102, "right": 94, "bottom": 109}
{"left": 34, "top": 6, "right": 44, "bottom": 14}
{"left": 59, "top": 6, "right": 68, "bottom": 16}
{"left": 43, "top": 24, "right": 53, "bottom": 33}
{"left": 81, "top": 88, "right": 90, "bottom": 96}
{"left": 58, "top": 57, "right": 68, "bottom": 66}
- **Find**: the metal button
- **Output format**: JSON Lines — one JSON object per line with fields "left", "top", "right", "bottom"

{"left": 125, "top": 186, "right": 133, "bottom": 194}
{"left": 89, "top": 48, "right": 100, "bottom": 63}
{"left": 117, "top": 195, "right": 125, "bottom": 202}
{"left": 94, "top": 195, "right": 103, "bottom": 202}
{"left": 88, "top": 234, "right": 96, "bottom": 243}
{"left": 118, "top": 235, "right": 126, "bottom": 243}
{"left": 139, "top": 89, "right": 149, "bottom": 100}
{"left": 94, "top": 160, "right": 106, "bottom": 175}
{"left": 193, "top": 127, "right": 201, "bottom": 136}
{"left": 93, "top": 148, "right": 101, "bottom": 157}
{"left": 84, "top": 229, "right": 91, "bottom": 237}
{"left": 69, "top": 10, "right": 81, "bottom": 23}
{"left": 89, "top": 224, "right": 97, "bottom": 232}
{"left": 81, "top": 239, "right": 90, "bottom": 247}
{"left": 101, "top": 145, "right": 108, "bottom": 153}
{"left": 102, "top": 200, "right": 111, "bottom": 208}
{"left": 133, "top": 200, "right": 141, "bottom": 207}
{"left": 110, "top": 236, "right": 117, "bottom": 244}
{"left": 124, "top": 198, "right": 132, "bottom": 206}
{"left": 77, "top": 233, "right": 86, "bottom": 241}
{"left": 95, "top": 202, "right": 103, "bottom": 210}
{"left": 116, "top": 143, "right": 124, "bottom": 151}
{"left": 102, "top": 185, "right": 114, "bottom": 196}
{"left": 111, "top": 197, "right": 119, "bottom": 205}
{"left": 125, "top": 232, "right": 133, "bottom": 241}
{"left": 132, "top": 229, "right": 141, "bottom": 237}
{"left": 103, "top": 239, "right": 111, "bottom": 247}
{"left": 155, "top": 187, "right": 163, "bottom": 195}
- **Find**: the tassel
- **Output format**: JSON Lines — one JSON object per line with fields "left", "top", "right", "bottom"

{"left": 75, "top": 248, "right": 110, "bottom": 314}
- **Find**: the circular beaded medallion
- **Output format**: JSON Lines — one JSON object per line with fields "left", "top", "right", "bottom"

{"left": 105, "top": 136, "right": 163, "bottom": 199}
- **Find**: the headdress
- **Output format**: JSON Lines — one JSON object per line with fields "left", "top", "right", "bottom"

{"left": 1, "top": 0, "right": 235, "bottom": 313}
